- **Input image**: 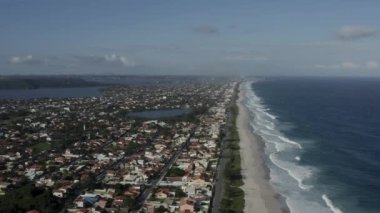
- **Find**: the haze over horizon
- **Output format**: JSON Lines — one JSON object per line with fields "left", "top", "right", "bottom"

{"left": 1, "top": 0, "right": 380, "bottom": 76}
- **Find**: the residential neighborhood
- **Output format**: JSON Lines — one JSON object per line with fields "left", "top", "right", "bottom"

{"left": 0, "top": 80, "right": 236, "bottom": 213}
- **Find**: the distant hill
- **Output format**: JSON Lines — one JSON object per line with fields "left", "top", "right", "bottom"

{"left": 0, "top": 76, "right": 103, "bottom": 90}
{"left": 0, "top": 75, "right": 233, "bottom": 90}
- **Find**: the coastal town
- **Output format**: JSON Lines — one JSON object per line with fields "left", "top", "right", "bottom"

{"left": 0, "top": 79, "right": 237, "bottom": 213}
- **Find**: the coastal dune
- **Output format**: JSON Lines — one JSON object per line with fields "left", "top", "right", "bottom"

{"left": 237, "top": 82, "right": 286, "bottom": 213}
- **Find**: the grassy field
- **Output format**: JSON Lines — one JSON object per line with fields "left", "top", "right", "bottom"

{"left": 32, "top": 142, "right": 52, "bottom": 152}
{"left": 220, "top": 83, "right": 245, "bottom": 213}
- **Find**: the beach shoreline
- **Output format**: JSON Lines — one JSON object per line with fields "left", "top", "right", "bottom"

{"left": 238, "top": 81, "right": 289, "bottom": 213}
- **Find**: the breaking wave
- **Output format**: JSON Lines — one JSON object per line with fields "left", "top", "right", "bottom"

{"left": 243, "top": 81, "right": 342, "bottom": 213}
{"left": 322, "top": 195, "right": 344, "bottom": 213}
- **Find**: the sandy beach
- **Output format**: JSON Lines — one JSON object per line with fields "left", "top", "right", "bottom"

{"left": 238, "top": 82, "right": 287, "bottom": 213}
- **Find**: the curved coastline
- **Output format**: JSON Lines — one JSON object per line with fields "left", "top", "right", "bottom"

{"left": 238, "top": 81, "right": 289, "bottom": 213}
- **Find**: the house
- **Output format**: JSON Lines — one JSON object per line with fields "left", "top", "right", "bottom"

{"left": 53, "top": 189, "right": 65, "bottom": 198}
{"left": 95, "top": 198, "right": 107, "bottom": 209}
{"left": 179, "top": 198, "right": 195, "bottom": 213}
{"left": 74, "top": 197, "right": 85, "bottom": 208}
{"left": 155, "top": 191, "right": 168, "bottom": 199}
{"left": 112, "top": 196, "right": 125, "bottom": 207}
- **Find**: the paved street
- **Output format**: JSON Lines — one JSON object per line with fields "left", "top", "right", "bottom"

{"left": 211, "top": 102, "right": 233, "bottom": 213}
{"left": 131, "top": 132, "right": 194, "bottom": 212}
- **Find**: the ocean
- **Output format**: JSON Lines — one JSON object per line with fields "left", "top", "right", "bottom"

{"left": 244, "top": 77, "right": 380, "bottom": 213}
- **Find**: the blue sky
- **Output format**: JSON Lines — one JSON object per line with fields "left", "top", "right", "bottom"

{"left": 1, "top": 0, "right": 380, "bottom": 76}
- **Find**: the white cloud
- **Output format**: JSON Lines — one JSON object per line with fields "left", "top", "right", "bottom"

{"left": 104, "top": 54, "right": 134, "bottom": 67}
{"left": 74, "top": 54, "right": 135, "bottom": 67}
{"left": 336, "top": 26, "right": 380, "bottom": 41}
{"left": 315, "top": 61, "right": 379, "bottom": 71}
{"left": 341, "top": 61, "right": 359, "bottom": 70}
{"left": 366, "top": 61, "right": 379, "bottom": 70}
{"left": 8, "top": 55, "right": 43, "bottom": 65}
{"left": 9, "top": 55, "right": 32, "bottom": 64}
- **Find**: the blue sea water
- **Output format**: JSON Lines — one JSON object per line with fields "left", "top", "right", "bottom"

{"left": 244, "top": 77, "right": 380, "bottom": 213}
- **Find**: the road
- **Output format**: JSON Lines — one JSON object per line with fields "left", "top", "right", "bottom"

{"left": 211, "top": 83, "right": 238, "bottom": 213}
{"left": 131, "top": 132, "right": 194, "bottom": 212}
{"left": 60, "top": 141, "right": 152, "bottom": 212}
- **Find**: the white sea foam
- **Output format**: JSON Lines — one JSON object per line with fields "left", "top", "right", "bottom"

{"left": 247, "top": 91, "right": 302, "bottom": 151}
{"left": 260, "top": 136, "right": 288, "bottom": 152}
{"left": 322, "top": 194, "right": 344, "bottom": 213}
{"left": 264, "top": 111, "right": 277, "bottom": 120}
{"left": 259, "top": 129, "right": 274, "bottom": 135}
{"left": 287, "top": 198, "right": 333, "bottom": 213}
{"left": 269, "top": 153, "right": 313, "bottom": 190}
{"left": 263, "top": 123, "right": 275, "bottom": 130}
{"left": 256, "top": 129, "right": 288, "bottom": 152}
{"left": 249, "top": 110, "right": 275, "bottom": 130}
{"left": 257, "top": 125, "right": 302, "bottom": 154}
{"left": 278, "top": 135, "right": 303, "bottom": 149}
{"left": 244, "top": 81, "right": 336, "bottom": 212}
{"left": 246, "top": 94, "right": 277, "bottom": 121}
{"left": 256, "top": 107, "right": 277, "bottom": 120}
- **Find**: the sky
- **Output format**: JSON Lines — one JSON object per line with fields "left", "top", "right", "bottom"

{"left": 1, "top": 0, "right": 380, "bottom": 76}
